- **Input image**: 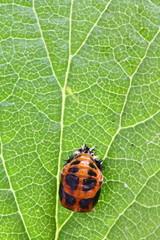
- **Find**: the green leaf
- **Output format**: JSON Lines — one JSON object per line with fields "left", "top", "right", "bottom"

{"left": 0, "top": 0, "right": 160, "bottom": 239}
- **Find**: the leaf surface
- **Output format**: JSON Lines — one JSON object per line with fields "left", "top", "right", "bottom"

{"left": 0, "top": 0, "right": 160, "bottom": 240}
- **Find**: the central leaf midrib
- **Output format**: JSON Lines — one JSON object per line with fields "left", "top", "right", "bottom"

{"left": 54, "top": 0, "right": 119, "bottom": 238}
{"left": 54, "top": 0, "right": 74, "bottom": 239}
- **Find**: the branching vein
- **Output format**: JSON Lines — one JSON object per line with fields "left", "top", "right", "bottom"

{"left": 0, "top": 138, "right": 31, "bottom": 240}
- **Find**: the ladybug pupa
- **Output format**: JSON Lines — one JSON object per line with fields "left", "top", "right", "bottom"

{"left": 59, "top": 144, "right": 103, "bottom": 212}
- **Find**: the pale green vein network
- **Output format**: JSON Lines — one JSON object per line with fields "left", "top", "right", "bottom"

{"left": 54, "top": 3, "right": 160, "bottom": 239}
{"left": 1, "top": 0, "right": 160, "bottom": 239}
{"left": 53, "top": 1, "right": 160, "bottom": 239}
{"left": 121, "top": 110, "right": 160, "bottom": 129}
{"left": 102, "top": 168, "right": 160, "bottom": 240}
{"left": 103, "top": 27, "right": 160, "bottom": 160}
{"left": 0, "top": 138, "right": 31, "bottom": 240}
{"left": 32, "top": 0, "right": 61, "bottom": 90}
{"left": 102, "top": 24, "right": 160, "bottom": 236}
{"left": 72, "top": 0, "right": 113, "bottom": 57}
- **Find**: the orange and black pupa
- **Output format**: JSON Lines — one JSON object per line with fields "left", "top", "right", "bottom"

{"left": 59, "top": 144, "right": 103, "bottom": 212}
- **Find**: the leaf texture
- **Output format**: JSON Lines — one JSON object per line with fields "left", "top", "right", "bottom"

{"left": 0, "top": 0, "right": 160, "bottom": 240}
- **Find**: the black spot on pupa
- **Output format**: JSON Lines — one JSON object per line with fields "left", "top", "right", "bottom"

{"left": 89, "top": 162, "right": 96, "bottom": 169}
{"left": 95, "top": 160, "right": 103, "bottom": 171}
{"left": 65, "top": 192, "right": 76, "bottom": 206}
{"left": 68, "top": 167, "right": 79, "bottom": 173}
{"left": 79, "top": 198, "right": 92, "bottom": 209}
{"left": 66, "top": 174, "right": 79, "bottom": 190}
{"left": 88, "top": 170, "right": 97, "bottom": 177}
{"left": 83, "top": 178, "right": 97, "bottom": 191}
{"left": 59, "top": 182, "right": 64, "bottom": 201}
{"left": 71, "top": 160, "right": 80, "bottom": 165}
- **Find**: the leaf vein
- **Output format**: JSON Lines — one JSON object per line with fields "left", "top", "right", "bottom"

{"left": 72, "top": 0, "right": 113, "bottom": 57}
{"left": 32, "top": 1, "right": 61, "bottom": 89}
{"left": 0, "top": 139, "right": 31, "bottom": 240}
{"left": 103, "top": 27, "right": 160, "bottom": 159}
{"left": 102, "top": 168, "right": 160, "bottom": 240}
{"left": 54, "top": 1, "right": 74, "bottom": 240}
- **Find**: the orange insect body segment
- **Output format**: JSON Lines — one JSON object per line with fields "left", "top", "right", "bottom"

{"left": 59, "top": 144, "right": 103, "bottom": 212}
